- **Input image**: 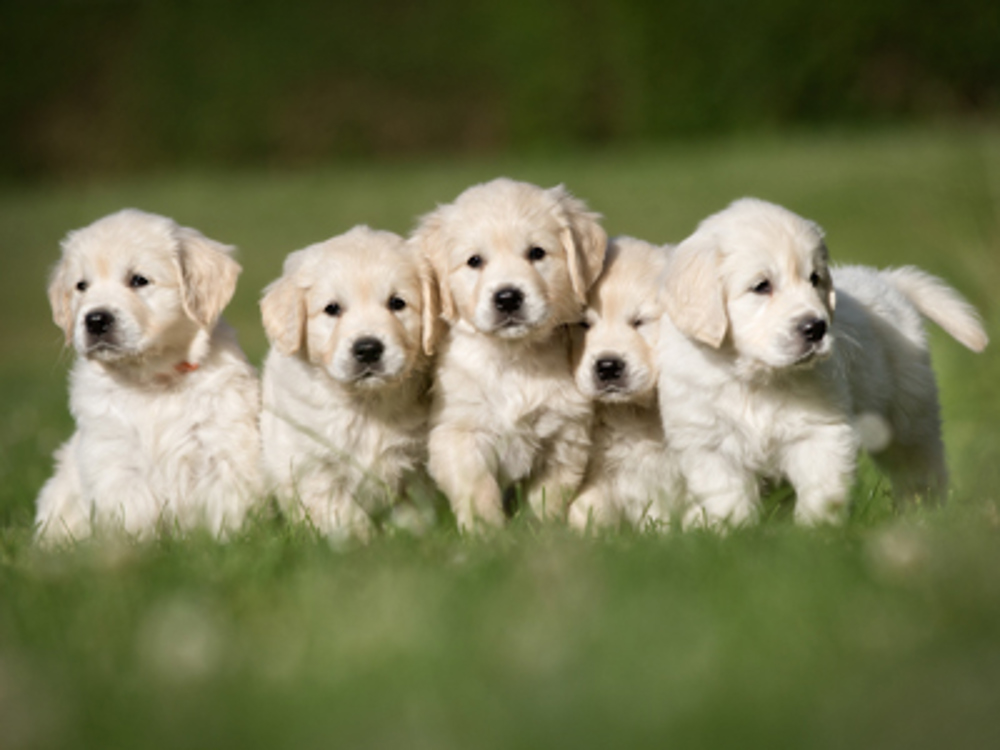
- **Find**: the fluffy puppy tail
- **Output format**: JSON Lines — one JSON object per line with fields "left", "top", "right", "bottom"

{"left": 884, "top": 266, "right": 989, "bottom": 352}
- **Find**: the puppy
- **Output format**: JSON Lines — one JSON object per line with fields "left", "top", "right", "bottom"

{"left": 35, "top": 209, "right": 263, "bottom": 542}
{"left": 658, "top": 198, "right": 988, "bottom": 528}
{"left": 569, "top": 237, "right": 682, "bottom": 530}
{"left": 259, "top": 226, "right": 438, "bottom": 539}
{"left": 414, "top": 178, "right": 607, "bottom": 530}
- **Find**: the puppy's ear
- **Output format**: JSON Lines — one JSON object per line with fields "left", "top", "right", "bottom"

{"left": 411, "top": 211, "right": 457, "bottom": 325}
{"left": 260, "top": 274, "right": 306, "bottom": 356}
{"left": 417, "top": 252, "right": 443, "bottom": 356}
{"left": 550, "top": 185, "right": 608, "bottom": 305}
{"left": 819, "top": 244, "right": 836, "bottom": 314}
{"left": 175, "top": 226, "right": 241, "bottom": 329}
{"left": 661, "top": 235, "right": 728, "bottom": 348}
{"left": 47, "top": 254, "right": 75, "bottom": 344}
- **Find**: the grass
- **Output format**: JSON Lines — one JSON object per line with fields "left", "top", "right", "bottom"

{"left": 1, "top": 125, "right": 1000, "bottom": 749}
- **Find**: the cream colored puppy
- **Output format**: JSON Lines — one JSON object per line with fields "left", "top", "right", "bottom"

{"left": 414, "top": 178, "right": 607, "bottom": 530}
{"left": 569, "top": 237, "right": 682, "bottom": 530}
{"left": 35, "top": 209, "right": 263, "bottom": 542}
{"left": 260, "top": 226, "right": 438, "bottom": 540}
{"left": 658, "top": 198, "right": 988, "bottom": 528}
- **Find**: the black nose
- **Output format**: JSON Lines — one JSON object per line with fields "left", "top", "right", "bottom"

{"left": 799, "top": 318, "right": 827, "bottom": 343}
{"left": 595, "top": 357, "right": 626, "bottom": 383}
{"left": 352, "top": 337, "right": 384, "bottom": 364}
{"left": 494, "top": 287, "right": 524, "bottom": 314}
{"left": 85, "top": 310, "right": 115, "bottom": 336}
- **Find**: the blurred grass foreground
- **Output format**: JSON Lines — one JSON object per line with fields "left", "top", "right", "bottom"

{"left": 3, "top": 2, "right": 1000, "bottom": 749}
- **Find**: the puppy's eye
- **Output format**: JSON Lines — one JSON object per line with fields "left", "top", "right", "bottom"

{"left": 631, "top": 317, "right": 647, "bottom": 329}
{"left": 751, "top": 279, "right": 772, "bottom": 295}
{"left": 467, "top": 255, "right": 483, "bottom": 269}
{"left": 527, "top": 247, "right": 546, "bottom": 262}
{"left": 129, "top": 274, "right": 150, "bottom": 289}
{"left": 324, "top": 302, "right": 342, "bottom": 317}
{"left": 75, "top": 280, "right": 88, "bottom": 292}
{"left": 809, "top": 271, "right": 822, "bottom": 287}
{"left": 388, "top": 295, "right": 407, "bottom": 312}
{"left": 578, "top": 320, "right": 591, "bottom": 330}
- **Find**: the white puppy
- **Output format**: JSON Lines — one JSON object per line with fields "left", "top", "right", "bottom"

{"left": 569, "top": 237, "right": 682, "bottom": 530}
{"left": 35, "top": 209, "right": 263, "bottom": 542}
{"left": 414, "top": 178, "right": 607, "bottom": 530}
{"left": 259, "top": 226, "right": 438, "bottom": 539}
{"left": 658, "top": 198, "right": 988, "bottom": 528}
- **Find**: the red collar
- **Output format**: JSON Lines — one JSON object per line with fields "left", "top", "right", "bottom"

{"left": 174, "top": 361, "right": 200, "bottom": 374}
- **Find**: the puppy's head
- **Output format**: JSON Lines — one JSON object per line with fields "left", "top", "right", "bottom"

{"left": 413, "top": 178, "right": 606, "bottom": 341}
{"left": 48, "top": 209, "right": 240, "bottom": 364}
{"left": 662, "top": 198, "right": 836, "bottom": 372}
{"left": 260, "top": 226, "right": 438, "bottom": 390}
{"left": 573, "top": 237, "right": 670, "bottom": 403}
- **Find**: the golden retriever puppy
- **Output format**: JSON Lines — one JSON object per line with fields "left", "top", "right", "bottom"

{"left": 414, "top": 178, "right": 607, "bottom": 530}
{"left": 35, "top": 209, "right": 263, "bottom": 542}
{"left": 658, "top": 198, "right": 988, "bottom": 528}
{"left": 259, "top": 226, "right": 438, "bottom": 540}
{"left": 569, "top": 237, "right": 682, "bottom": 530}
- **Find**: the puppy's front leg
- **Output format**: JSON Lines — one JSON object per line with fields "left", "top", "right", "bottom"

{"left": 34, "top": 437, "right": 90, "bottom": 543}
{"left": 428, "top": 426, "right": 505, "bottom": 531}
{"left": 782, "top": 423, "right": 857, "bottom": 525}
{"left": 526, "top": 427, "right": 591, "bottom": 523}
{"left": 568, "top": 484, "right": 615, "bottom": 530}
{"left": 679, "top": 450, "right": 760, "bottom": 530}
{"left": 289, "top": 470, "right": 376, "bottom": 541}
{"left": 86, "top": 466, "right": 166, "bottom": 539}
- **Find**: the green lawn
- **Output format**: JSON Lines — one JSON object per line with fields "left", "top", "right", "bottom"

{"left": 1, "top": 127, "right": 999, "bottom": 749}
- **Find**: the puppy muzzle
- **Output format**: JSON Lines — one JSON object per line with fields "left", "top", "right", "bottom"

{"left": 80, "top": 307, "right": 125, "bottom": 357}
{"left": 491, "top": 286, "right": 528, "bottom": 330}
{"left": 588, "top": 354, "right": 641, "bottom": 402}
{"left": 348, "top": 336, "right": 386, "bottom": 379}
{"left": 790, "top": 316, "right": 833, "bottom": 366}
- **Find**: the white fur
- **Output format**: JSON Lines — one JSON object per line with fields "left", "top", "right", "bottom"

{"left": 657, "top": 198, "right": 988, "bottom": 528}
{"left": 569, "top": 237, "right": 682, "bottom": 530}
{"left": 414, "top": 178, "right": 607, "bottom": 530}
{"left": 259, "top": 226, "right": 437, "bottom": 540}
{"left": 35, "top": 209, "right": 263, "bottom": 542}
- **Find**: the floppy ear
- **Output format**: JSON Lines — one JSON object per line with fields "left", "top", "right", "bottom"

{"left": 175, "top": 226, "right": 241, "bottom": 329}
{"left": 260, "top": 274, "right": 307, "bottom": 356}
{"left": 47, "top": 254, "right": 75, "bottom": 344}
{"left": 661, "top": 234, "right": 728, "bottom": 348}
{"left": 417, "top": 252, "right": 443, "bottom": 356}
{"left": 819, "top": 243, "right": 836, "bottom": 314}
{"left": 550, "top": 185, "right": 608, "bottom": 306}
{"left": 411, "top": 211, "right": 457, "bottom": 325}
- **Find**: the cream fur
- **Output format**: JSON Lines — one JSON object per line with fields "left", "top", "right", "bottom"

{"left": 414, "top": 178, "right": 607, "bottom": 530}
{"left": 259, "top": 226, "right": 436, "bottom": 540}
{"left": 35, "top": 209, "right": 263, "bottom": 542}
{"left": 657, "top": 198, "right": 988, "bottom": 528}
{"left": 569, "top": 237, "right": 682, "bottom": 530}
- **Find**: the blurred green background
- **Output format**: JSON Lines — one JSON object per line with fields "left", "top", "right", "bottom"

{"left": 3, "top": 4, "right": 1000, "bottom": 750}
{"left": 3, "top": 0, "right": 999, "bottom": 178}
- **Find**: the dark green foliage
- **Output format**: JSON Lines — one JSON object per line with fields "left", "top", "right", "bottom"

{"left": 3, "top": 0, "right": 1000, "bottom": 177}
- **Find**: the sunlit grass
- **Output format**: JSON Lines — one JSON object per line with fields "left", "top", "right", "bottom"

{"left": 1, "top": 126, "right": 998, "bottom": 749}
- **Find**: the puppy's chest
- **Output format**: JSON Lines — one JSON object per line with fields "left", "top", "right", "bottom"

{"left": 443, "top": 351, "right": 587, "bottom": 438}
{"left": 671, "top": 374, "right": 841, "bottom": 467}
{"left": 276, "top": 376, "right": 428, "bottom": 471}
{"left": 331, "top": 406, "right": 426, "bottom": 468}
{"left": 75, "top": 378, "right": 221, "bottom": 481}
{"left": 595, "top": 406, "right": 674, "bottom": 487}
